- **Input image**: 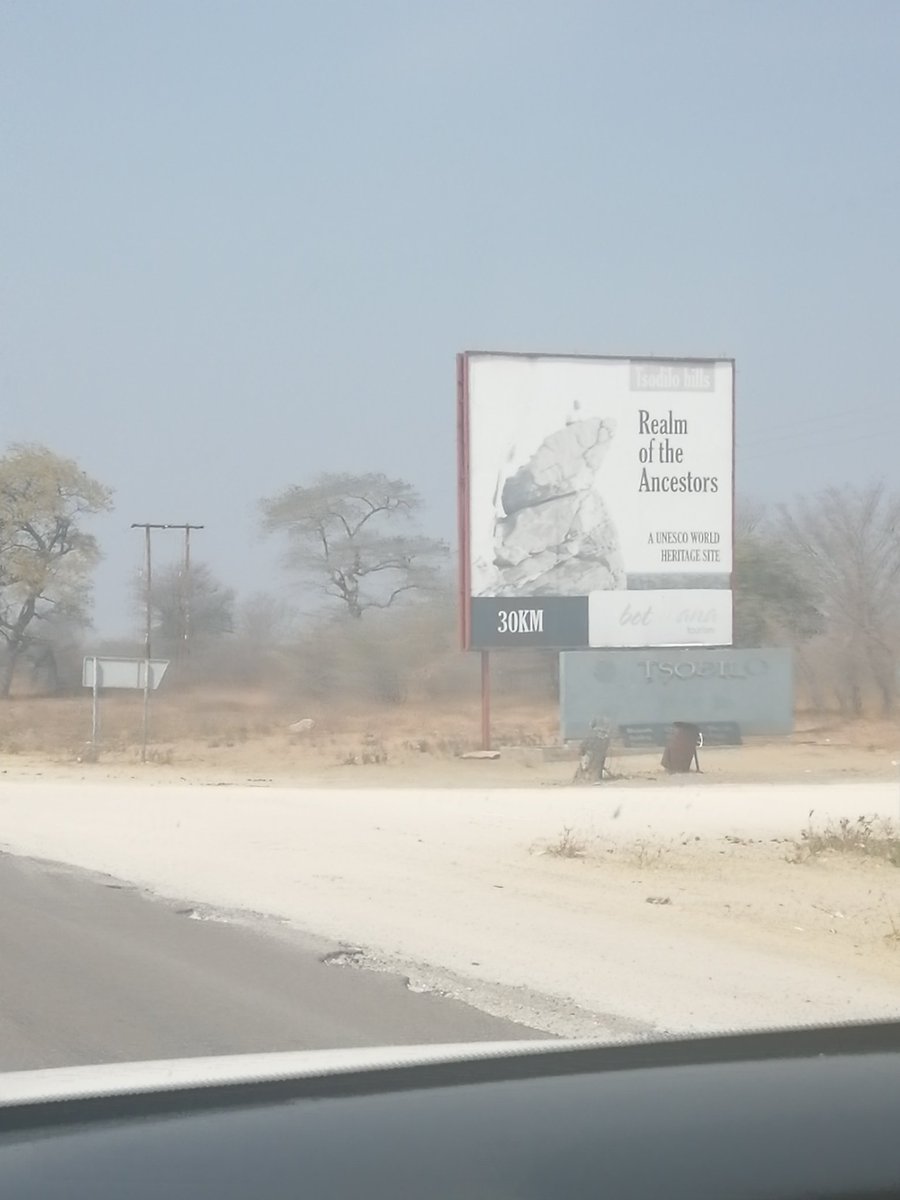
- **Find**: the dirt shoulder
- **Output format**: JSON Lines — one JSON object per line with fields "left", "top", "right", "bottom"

{"left": 0, "top": 779, "right": 898, "bottom": 1038}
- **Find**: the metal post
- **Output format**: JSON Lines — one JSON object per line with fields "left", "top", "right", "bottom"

{"left": 183, "top": 524, "right": 191, "bottom": 655}
{"left": 142, "top": 525, "right": 152, "bottom": 764}
{"left": 480, "top": 651, "right": 491, "bottom": 751}
{"left": 91, "top": 657, "right": 99, "bottom": 750}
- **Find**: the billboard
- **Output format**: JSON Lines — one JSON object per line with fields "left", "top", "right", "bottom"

{"left": 458, "top": 352, "right": 734, "bottom": 650}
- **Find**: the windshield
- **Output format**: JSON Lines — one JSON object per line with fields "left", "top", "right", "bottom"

{"left": 2, "top": 0, "right": 899, "bottom": 1074}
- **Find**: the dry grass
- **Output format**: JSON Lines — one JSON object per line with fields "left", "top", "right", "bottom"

{"left": 792, "top": 813, "right": 900, "bottom": 866}
{"left": 629, "top": 840, "right": 673, "bottom": 869}
{"left": 541, "top": 826, "right": 589, "bottom": 858}
{"left": 0, "top": 688, "right": 555, "bottom": 758}
{"left": 3, "top": 690, "right": 900, "bottom": 791}
{"left": 539, "top": 832, "right": 675, "bottom": 870}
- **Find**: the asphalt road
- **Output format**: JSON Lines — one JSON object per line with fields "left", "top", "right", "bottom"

{"left": 0, "top": 853, "right": 537, "bottom": 1071}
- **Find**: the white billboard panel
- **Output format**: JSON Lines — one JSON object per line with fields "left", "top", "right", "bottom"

{"left": 458, "top": 352, "right": 734, "bottom": 649}
{"left": 588, "top": 589, "right": 732, "bottom": 648}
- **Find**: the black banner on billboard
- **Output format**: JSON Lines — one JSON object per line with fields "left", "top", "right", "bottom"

{"left": 469, "top": 597, "right": 589, "bottom": 649}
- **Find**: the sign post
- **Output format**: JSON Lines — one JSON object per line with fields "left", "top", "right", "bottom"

{"left": 141, "top": 524, "right": 153, "bottom": 764}
{"left": 91, "top": 657, "right": 99, "bottom": 749}
{"left": 480, "top": 651, "right": 491, "bottom": 751}
{"left": 82, "top": 657, "right": 170, "bottom": 756}
{"left": 142, "top": 656, "right": 151, "bottom": 764}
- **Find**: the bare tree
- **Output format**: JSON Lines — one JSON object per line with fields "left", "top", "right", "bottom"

{"left": 19, "top": 611, "right": 86, "bottom": 694}
{"left": 732, "top": 501, "right": 822, "bottom": 648}
{"left": 0, "top": 445, "right": 112, "bottom": 697}
{"left": 260, "top": 473, "right": 448, "bottom": 618}
{"left": 734, "top": 494, "right": 768, "bottom": 539}
{"left": 235, "top": 592, "right": 298, "bottom": 649}
{"left": 138, "top": 561, "right": 235, "bottom": 656}
{"left": 778, "top": 482, "right": 900, "bottom": 716}
{"left": 225, "top": 592, "right": 299, "bottom": 687}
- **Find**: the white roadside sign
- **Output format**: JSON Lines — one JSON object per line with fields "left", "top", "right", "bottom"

{"left": 82, "top": 657, "right": 170, "bottom": 691}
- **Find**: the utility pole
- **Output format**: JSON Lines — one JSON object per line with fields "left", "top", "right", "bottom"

{"left": 131, "top": 523, "right": 169, "bottom": 762}
{"left": 130, "top": 522, "right": 203, "bottom": 760}
{"left": 169, "top": 524, "right": 204, "bottom": 656}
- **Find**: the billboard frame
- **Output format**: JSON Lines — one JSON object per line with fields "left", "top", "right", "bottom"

{"left": 457, "top": 349, "right": 736, "bottom": 654}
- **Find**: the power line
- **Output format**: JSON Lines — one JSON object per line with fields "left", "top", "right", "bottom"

{"left": 738, "top": 400, "right": 899, "bottom": 450}
{"left": 740, "top": 426, "right": 894, "bottom": 465}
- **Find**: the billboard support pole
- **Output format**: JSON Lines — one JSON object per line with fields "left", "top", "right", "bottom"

{"left": 142, "top": 526, "right": 152, "bottom": 763}
{"left": 480, "top": 651, "right": 491, "bottom": 751}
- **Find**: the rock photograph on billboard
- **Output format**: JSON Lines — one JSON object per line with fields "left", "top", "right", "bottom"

{"left": 480, "top": 414, "right": 625, "bottom": 597}
{"left": 459, "top": 352, "right": 734, "bottom": 649}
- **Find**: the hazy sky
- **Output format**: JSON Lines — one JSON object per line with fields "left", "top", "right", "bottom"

{"left": 4, "top": 0, "right": 899, "bottom": 634}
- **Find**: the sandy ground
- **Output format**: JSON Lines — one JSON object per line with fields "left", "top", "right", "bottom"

{"left": 1, "top": 777, "right": 899, "bottom": 1040}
